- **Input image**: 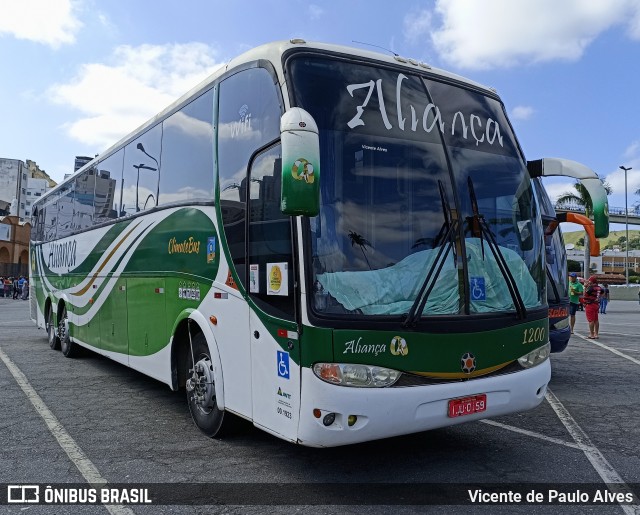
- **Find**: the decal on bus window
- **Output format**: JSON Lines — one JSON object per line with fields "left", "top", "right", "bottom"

{"left": 470, "top": 277, "right": 486, "bottom": 301}
{"left": 267, "top": 262, "right": 288, "bottom": 296}
{"left": 249, "top": 264, "right": 259, "bottom": 293}
{"left": 346, "top": 74, "right": 504, "bottom": 148}
{"left": 230, "top": 104, "right": 252, "bottom": 138}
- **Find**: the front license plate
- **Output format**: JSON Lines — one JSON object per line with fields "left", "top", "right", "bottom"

{"left": 448, "top": 394, "right": 487, "bottom": 418}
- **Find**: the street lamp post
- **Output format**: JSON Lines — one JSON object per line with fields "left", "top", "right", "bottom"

{"left": 137, "top": 143, "right": 160, "bottom": 205}
{"left": 620, "top": 166, "right": 632, "bottom": 286}
{"left": 133, "top": 163, "right": 157, "bottom": 212}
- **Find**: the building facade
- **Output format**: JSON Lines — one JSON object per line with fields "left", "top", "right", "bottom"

{"left": 0, "top": 158, "right": 27, "bottom": 219}
{"left": 0, "top": 158, "right": 56, "bottom": 223}
{"left": 566, "top": 247, "right": 640, "bottom": 284}
{"left": 0, "top": 215, "right": 31, "bottom": 278}
{"left": 601, "top": 249, "right": 640, "bottom": 275}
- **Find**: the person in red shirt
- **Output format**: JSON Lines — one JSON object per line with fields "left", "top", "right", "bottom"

{"left": 583, "top": 276, "right": 601, "bottom": 339}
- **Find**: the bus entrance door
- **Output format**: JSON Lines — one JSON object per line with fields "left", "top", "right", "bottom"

{"left": 250, "top": 310, "right": 300, "bottom": 443}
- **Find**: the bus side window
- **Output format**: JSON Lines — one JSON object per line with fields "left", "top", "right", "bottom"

{"left": 248, "top": 144, "right": 294, "bottom": 320}
{"left": 94, "top": 150, "right": 123, "bottom": 224}
{"left": 218, "top": 65, "right": 282, "bottom": 289}
{"left": 72, "top": 169, "right": 96, "bottom": 232}
{"left": 122, "top": 125, "right": 162, "bottom": 216}
{"left": 56, "top": 183, "right": 75, "bottom": 239}
{"left": 159, "top": 89, "right": 215, "bottom": 206}
{"left": 43, "top": 191, "right": 59, "bottom": 242}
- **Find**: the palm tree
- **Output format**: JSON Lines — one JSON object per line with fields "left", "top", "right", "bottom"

{"left": 348, "top": 230, "right": 372, "bottom": 269}
{"left": 555, "top": 180, "right": 612, "bottom": 217}
{"left": 556, "top": 180, "right": 612, "bottom": 279}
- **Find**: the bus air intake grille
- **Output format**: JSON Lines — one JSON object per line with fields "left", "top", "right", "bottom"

{"left": 392, "top": 361, "right": 522, "bottom": 387}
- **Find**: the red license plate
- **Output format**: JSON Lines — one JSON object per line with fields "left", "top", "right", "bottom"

{"left": 448, "top": 394, "right": 487, "bottom": 418}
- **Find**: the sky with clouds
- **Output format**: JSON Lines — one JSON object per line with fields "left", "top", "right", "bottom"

{"left": 1, "top": 0, "right": 640, "bottom": 231}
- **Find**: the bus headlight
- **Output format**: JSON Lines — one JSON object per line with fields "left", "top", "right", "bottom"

{"left": 517, "top": 342, "right": 551, "bottom": 369}
{"left": 553, "top": 317, "right": 569, "bottom": 330}
{"left": 313, "top": 363, "right": 401, "bottom": 387}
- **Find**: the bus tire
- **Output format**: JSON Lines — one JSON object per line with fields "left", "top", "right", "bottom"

{"left": 47, "top": 307, "right": 60, "bottom": 350}
{"left": 186, "top": 332, "right": 232, "bottom": 438}
{"left": 59, "top": 306, "right": 78, "bottom": 358}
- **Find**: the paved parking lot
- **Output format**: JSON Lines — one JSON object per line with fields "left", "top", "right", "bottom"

{"left": 0, "top": 298, "right": 639, "bottom": 514}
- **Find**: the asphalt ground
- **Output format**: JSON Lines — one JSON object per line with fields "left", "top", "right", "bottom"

{"left": 0, "top": 297, "right": 639, "bottom": 514}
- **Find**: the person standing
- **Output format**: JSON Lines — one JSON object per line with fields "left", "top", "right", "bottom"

{"left": 583, "top": 276, "right": 601, "bottom": 339}
{"left": 599, "top": 283, "right": 610, "bottom": 314}
{"left": 12, "top": 276, "right": 19, "bottom": 299}
{"left": 568, "top": 272, "right": 583, "bottom": 334}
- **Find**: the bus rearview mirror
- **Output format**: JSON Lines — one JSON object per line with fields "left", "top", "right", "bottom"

{"left": 280, "top": 108, "right": 320, "bottom": 217}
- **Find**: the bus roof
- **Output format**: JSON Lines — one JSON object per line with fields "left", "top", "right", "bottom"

{"left": 38, "top": 39, "right": 498, "bottom": 203}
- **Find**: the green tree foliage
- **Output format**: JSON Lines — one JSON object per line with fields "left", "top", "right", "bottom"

{"left": 567, "top": 259, "right": 582, "bottom": 272}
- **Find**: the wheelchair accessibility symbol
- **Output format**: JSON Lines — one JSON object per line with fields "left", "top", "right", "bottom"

{"left": 277, "top": 350, "right": 290, "bottom": 379}
{"left": 470, "top": 276, "right": 486, "bottom": 301}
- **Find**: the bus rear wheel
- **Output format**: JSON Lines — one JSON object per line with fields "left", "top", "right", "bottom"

{"left": 186, "top": 333, "right": 229, "bottom": 438}
{"left": 47, "top": 308, "right": 60, "bottom": 350}
{"left": 59, "top": 306, "right": 78, "bottom": 358}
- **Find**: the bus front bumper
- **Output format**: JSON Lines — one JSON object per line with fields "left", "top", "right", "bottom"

{"left": 296, "top": 360, "right": 550, "bottom": 447}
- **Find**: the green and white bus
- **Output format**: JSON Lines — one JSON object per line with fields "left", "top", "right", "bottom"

{"left": 31, "top": 40, "right": 553, "bottom": 447}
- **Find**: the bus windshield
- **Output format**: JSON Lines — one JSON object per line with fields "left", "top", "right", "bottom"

{"left": 533, "top": 178, "right": 569, "bottom": 305}
{"left": 545, "top": 221, "right": 569, "bottom": 304}
{"left": 288, "top": 55, "right": 545, "bottom": 319}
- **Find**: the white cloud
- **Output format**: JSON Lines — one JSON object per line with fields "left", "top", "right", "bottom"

{"left": 510, "top": 105, "right": 534, "bottom": 121}
{"left": 603, "top": 166, "right": 640, "bottom": 198}
{"left": 48, "top": 43, "right": 223, "bottom": 149}
{"left": 404, "top": 9, "right": 433, "bottom": 45}
{"left": 628, "top": 3, "right": 640, "bottom": 39}
{"left": 407, "top": 0, "right": 640, "bottom": 69}
{"left": 542, "top": 180, "right": 576, "bottom": 203}
{"left": 308, "top": 4, "right": 324, "bottom": 20}
{"left": 0, "top": 0, "right": 82, "bottom": 48}
{"left": 624, "top": 141, "right": 640, "bottom": 160}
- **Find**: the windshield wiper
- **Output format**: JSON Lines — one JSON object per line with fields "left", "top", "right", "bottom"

{"left": 466, "top": 177, "right": 527, "bottom": 319}
{"left": 466, "top": 177, "right": 486, "bottom": 260}
{"left": 403, "top": 182, "right": 457, "bottom": 328}
{"left": 432, "top": 181, "right": 453, "bottom": 249}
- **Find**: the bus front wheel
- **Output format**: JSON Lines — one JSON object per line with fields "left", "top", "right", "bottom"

{"left": 186, "top": 333, "right": 228, "bottom": 438}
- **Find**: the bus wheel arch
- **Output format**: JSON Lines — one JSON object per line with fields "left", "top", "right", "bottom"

{"left": 171, "top": 312, "right": 225, "bottom": 408}
{"left": 172, "top": 313, "right": 235, "bottom": 438}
